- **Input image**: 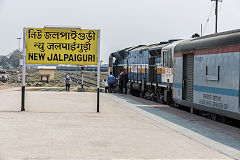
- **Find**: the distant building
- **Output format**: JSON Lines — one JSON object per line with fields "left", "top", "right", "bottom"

{"left": 38, "top": 66, "right": 56, "bottom": 83}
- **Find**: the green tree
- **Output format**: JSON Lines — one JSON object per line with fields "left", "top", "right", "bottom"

{"left": 7, "top": 49, "right": 23, "bottom": 68}
{"left": 0, "top": 55, "right": 8, "bottom": 68}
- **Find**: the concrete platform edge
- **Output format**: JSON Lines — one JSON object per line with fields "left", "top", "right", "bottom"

{"left": 103, "top": 93, "right": 240, "bottom": 160}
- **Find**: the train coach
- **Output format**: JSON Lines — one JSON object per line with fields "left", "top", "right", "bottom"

{"left": 173, "top": 29, "right": 240, "bottom": 121}
{"left": 109, "top": 29, "right": 240, "bottom": 121}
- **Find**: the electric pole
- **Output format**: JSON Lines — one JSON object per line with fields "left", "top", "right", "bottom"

{"left": 17, "top": 37, "right": 22, "bottom": 50}
{"left": 211, "top": 0, "right": 222, "bottom": 33}
{"left": 201, "top": 24, "right": 203, "bottom": 37}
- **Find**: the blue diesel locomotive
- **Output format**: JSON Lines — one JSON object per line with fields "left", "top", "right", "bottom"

{"left": 109, "top": 29, "right": 240, "bottom": 121}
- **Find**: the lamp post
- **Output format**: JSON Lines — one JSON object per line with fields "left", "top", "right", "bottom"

{"left": 100, "top": 60, "right": 103, "bottom": 84}
{"left": 17, "top": 37, "right": 22, "bottom": 50}
{"left": 211, "top": 0, "right": 222, "bottom": 33}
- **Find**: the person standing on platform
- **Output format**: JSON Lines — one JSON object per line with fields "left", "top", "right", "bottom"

{"left": 102, "top": 79, "right": 108, "bottom": 93}
{"left": 108, "top": 72, "right": 115, "bottom": 93}
{"left": 122, "top": 68, "right": 128, "bottom": 94}
{"left": 65, "top": 75, "right": 71, "bottom": 92}
{"left": 118, "top": 69, "right": 124, "bottom": 93}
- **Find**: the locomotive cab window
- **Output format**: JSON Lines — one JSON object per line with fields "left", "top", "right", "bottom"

{"left": 113, "top": 57, "right": 117, "bottom": 66}
{"left": 162, "top": 50, "right": 173, "bottom": 68}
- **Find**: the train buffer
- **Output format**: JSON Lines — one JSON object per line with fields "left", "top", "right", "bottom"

{"left": 0, "top": 88, "right": 239, "bottom": 159}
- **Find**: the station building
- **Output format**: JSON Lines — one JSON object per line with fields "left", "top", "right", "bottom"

{"left": 38, "top": 66, "right": 56, "bottom": 83}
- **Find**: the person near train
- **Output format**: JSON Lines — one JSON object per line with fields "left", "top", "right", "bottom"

{"left": 118, "top": 69, "right": 124, "bottom": 93}
{"left": 65, "top": 75, "right": 71, "bottom": 92}
{"left": 122, "top": 69, "right": 128, "bottom": 94}
{"left": 119, "top": 69, "right": 128, "bottom": 94}
{"left": 108, "top": 72, "right": 115, "bottom": 93}
{"left": 102, "top": 79, "right": 108, "bottom": 93}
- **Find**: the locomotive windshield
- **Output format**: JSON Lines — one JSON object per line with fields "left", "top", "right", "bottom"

{"left": 163, "top": 50, "right": 173, "bottom": 68}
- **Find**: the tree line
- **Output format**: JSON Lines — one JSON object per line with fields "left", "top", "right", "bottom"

{"left": 0, "top": 50, "right": 22, "bottom": 69}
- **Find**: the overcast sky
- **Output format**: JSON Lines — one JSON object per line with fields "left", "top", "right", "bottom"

{"left": 0, "top": 0, "right": 239, "bottom": 63}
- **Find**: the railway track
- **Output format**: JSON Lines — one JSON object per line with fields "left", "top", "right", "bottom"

{"left": 58, "top": 72, "right": 98, "bottom": 88}
{"left": 65, "top": 72, "right": 102, "bottom": 81}
{"left": 70, "top": 76, "right": 97, "bottom": 87}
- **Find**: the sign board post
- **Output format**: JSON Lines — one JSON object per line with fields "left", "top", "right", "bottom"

{"left": 97, "top": 30, "right": 100, "bottom": 113}
{"left": 81, "top": 69, "right": 84, "bottom": 88}
{"left": 21, "top": 27, "right": 26, "bottom": 111}
{"left": 21, "top": 27, "right": 100, "bottom": 112}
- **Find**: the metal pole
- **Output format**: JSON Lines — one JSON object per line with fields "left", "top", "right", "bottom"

{"left": 97, "top": 30, "right": 101, "bottom": 113}
{"left": 211, "top": 0, "right": 222, "bottom": 33}
{"left": 81, "top": 69, "right": 83, "bottom": 88}
{"left": 100, "top": 60, "right": 102, "bottom": 79}
{"left": 215, "top": 0, "right": 218, "bottom": 33}
{"left": 17, "top": 38, "right": 22, "bottom": 50}
{"left": 21, "top": 28, "right": 26, "bottom": 111}
{"left": 201, "top": 24, "right": 203, "bottom": 37}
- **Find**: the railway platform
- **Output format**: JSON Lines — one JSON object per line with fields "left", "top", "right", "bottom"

{"left": 0, "top": 88, "right": 239, "bottom": 159}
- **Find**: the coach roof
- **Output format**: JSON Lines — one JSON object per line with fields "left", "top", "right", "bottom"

{"left": 175, "top": 29, "right": 240, "bottom": 53}
{"left": 148, "top": 43, "right": 168, "bottom": 51}
{"left": 110, "top": 45, "right": 146, "bottom": 59}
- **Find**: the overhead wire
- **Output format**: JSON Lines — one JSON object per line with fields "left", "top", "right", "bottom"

{"left": 203, "top": 3, "right": 215, "bottom": 34}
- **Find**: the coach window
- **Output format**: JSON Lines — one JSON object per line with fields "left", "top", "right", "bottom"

{"left": 163, "top": 50, "right": 167, "bottom": 67}
{"left": 168, "top": 50, "right": 173, "bottom": 68}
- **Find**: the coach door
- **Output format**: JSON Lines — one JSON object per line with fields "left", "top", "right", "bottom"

{"left": 149, "top": 57, "right": 155, "bottom": 83}
{"left": 182, "top": 53, "right": 194, "bottom": 102}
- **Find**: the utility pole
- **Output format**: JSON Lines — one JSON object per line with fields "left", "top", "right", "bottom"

{"left": 211, "top": 0, "right": 222, "bottom": 33}
{"left": 17, "top": 37, "right": 22, "bottom": 50}
{"left": 201, "top": 24, "right": 203, "bottom": 37}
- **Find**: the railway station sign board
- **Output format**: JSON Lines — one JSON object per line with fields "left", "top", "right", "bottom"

{"left": 25, "top": 28, "right": 98, "bottom": 65}
{"left": 21, "top": 27, "right": 101, "bottom": 113}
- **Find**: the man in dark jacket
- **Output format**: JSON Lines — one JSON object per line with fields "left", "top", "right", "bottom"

{"left": 122, "top": 69, "right": 128, "bottom": 94}
{"left": 119, "top": 68, "right": 128, "bottom": 94}
{"left": 118, "top": 69, "right": 123, "bottom": 93}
